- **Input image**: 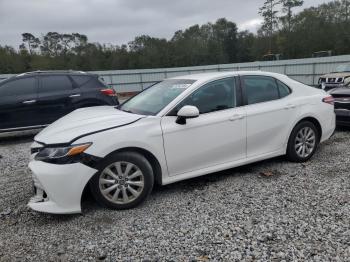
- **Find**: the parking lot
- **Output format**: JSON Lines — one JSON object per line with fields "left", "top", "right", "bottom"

{"left": 0, "top": 129, "right": 348, "bottom": 261}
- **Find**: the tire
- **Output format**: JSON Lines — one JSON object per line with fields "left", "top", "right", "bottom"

{"left": 90, "top": 151, "right": 154, "bottom": 210}
{"left": 286, "top": 121, "right": 320, "bottom": 162}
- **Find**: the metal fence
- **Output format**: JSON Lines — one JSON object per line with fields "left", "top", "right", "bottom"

{"left": 1, "top": 54, "right": 350, "bottom": 93}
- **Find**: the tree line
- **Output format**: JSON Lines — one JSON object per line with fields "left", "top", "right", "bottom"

{"left": 0, "top": 0, "right": 349, "bottom": 74}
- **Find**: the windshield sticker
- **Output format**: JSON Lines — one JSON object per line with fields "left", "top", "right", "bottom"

{"left": 171, "top": 84, "right": 192, "bottom": 89}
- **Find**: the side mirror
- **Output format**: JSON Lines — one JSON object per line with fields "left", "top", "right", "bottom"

{"left": 176, "top": 105, "right": 199, "bottom": 125}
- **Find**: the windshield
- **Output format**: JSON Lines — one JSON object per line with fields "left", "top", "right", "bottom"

{"left": 334, "top": 64, "right": 350, "bottom": 73}
{"left": 118, "top": 79, "right": 196, "bottom": 115}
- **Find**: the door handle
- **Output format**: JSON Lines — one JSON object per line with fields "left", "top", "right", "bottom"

{"left": 229, "top": 114, "right": 245, "bottom": 121}
{"left": 22, "top": 100, "right": 36, "bottom": 104}
{"left": 69, "top": 94, "right": 81, "bottom": 98}
{"left": 284, "top": 104, "right": 296, "bottom": 110}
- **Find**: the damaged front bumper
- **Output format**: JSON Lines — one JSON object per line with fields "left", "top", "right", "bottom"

{"left": 28, "top": 160, "right": 97, "bottom": 214}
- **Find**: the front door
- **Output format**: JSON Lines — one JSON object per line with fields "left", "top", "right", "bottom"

{"left": 161, "top": 77, "right": 246, "bottom": 176}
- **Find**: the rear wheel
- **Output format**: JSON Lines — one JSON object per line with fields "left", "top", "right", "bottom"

{"left": 286, "top": 121, "right": 319, "bottom": 162}
{"left": 90, "top": 152, "right": 154, "bottom": 210}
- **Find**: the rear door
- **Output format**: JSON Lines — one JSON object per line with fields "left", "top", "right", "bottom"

{"left": 241, "top": 75, "right": 296, "bottom": 157}
{"left": 0, "top": 76, "right": 39, "bottom": 130}
{"left": 36, "top": 75, "right": 80, "bottom": 125}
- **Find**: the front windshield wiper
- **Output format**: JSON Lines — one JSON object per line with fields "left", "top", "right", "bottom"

{"left": 118, "top": 108, "right": 134, "bottom": 114}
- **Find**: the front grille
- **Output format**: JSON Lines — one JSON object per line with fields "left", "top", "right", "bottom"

{"left": 321, "top": 77, "right": 344, "bottom": 85}
{"left": 30, "top": 148, "right": 41, "bottom": 154}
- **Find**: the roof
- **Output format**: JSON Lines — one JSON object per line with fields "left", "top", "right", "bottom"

{"left": 170, "top": 70, "right": 287, "bottom": 82}
{"left": 15, "top": 70, "right": 96, "bottom": 78}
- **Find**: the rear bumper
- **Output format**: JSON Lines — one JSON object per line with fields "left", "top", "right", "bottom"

{"left": 28, "top": 161, "right": 97, "bottom": 214}
{"left": 335, "top": 109, "right": 350, "bottom": 126}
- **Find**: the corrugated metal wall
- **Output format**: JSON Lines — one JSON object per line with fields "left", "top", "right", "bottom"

{"left": 1, "top": 55, "right": 350, "bottom": 93}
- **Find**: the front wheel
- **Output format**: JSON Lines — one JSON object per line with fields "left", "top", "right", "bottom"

{"left": 286, "top": 121, "right": 319, "bottom": 162}
{"left": 90, "top": 152, "right": 154, "bottom": 210}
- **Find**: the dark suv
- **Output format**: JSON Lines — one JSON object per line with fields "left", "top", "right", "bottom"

{"left": 0, "top": 71, "right": 119, "bottom": 132}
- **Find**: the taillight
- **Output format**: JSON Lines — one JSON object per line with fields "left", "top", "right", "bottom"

{"left": 322, "top": 95, "right": 334, "bottom": 105}
{"left": 100, "top": 88, "right": 116, "bottom": 96}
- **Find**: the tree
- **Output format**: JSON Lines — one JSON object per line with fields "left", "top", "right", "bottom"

{"left": 40, "top": 32, "right": 63, "bottom": 56}
{"left": 280, "top": 0, "right": 304, "bottom": 57}
{"left": 341, "top": 0, "right": 350, "bottom": 22}
{"left": 259, "top": 0, "right": 281, "bottom": 53}
{"left": 212, "top": 18, "right": 238, "bottom": 63}
{"left": 281, "top": 0, "right": 303, "bottom": 32}
{"left": 236, "top": 31, "right": 255, "bottom": 62}
{"left": 2, "top": 1, "right": 350, "bottom": 74}
{"left": 21, "top": 33, "right": 40, "bottom": 54}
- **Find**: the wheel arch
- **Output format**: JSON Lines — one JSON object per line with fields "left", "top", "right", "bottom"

{"left": 81, "top": 146, "right": 163, "bottom": 210}
{"left": 284, "top": 116, "right": 323, "bottom": 154}
{"left": 294, "top": 116, "right": 322, "bottom": 141}
{"left": 102, "top": 147, "right": 163, "bottom": 186}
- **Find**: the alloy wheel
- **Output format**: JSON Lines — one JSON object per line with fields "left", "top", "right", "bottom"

{"left": 294, "top": 127, "right": 316, "bottom": 158}
{"left": 99, "top": 161, "right": 145, "bottom": 204}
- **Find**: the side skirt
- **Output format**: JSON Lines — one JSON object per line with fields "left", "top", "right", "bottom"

{"left": 161, "top": 149, "right": 285, "bottom": 185}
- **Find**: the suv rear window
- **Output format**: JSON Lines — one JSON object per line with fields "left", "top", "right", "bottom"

{"left": 98, "top": 76, "right": 108, "bottom": 85}
{"left": 41, "top": 75, "right": 73, "bottom": 92}
{"left": 0, "top": 77, "right": 36, "bottom": 96}
{"left": 71, "top": 75, "right": 92, "bottom": 86}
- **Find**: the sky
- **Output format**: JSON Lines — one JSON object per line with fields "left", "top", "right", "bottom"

{"left": 0, "top": 0, "right": 329, "bottom": 48}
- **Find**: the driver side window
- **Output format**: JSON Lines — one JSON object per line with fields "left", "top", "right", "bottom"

{"left": 170, "top": 77, "right": 236, "bottom": 115}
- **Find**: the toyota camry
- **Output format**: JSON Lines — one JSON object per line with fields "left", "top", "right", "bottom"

{"left": 28, "top": 71, "right": 335, "bottom": 214}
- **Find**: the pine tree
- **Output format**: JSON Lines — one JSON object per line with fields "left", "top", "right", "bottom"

{"left": 259, "top": 0, "right": 281, "bottom": 53}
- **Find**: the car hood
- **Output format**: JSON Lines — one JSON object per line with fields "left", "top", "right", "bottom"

{"left": 320, "top": 72, "right": 350, "bottom": 78}
{"left": 35, "top": 106, "right": 144, "bottom": 145}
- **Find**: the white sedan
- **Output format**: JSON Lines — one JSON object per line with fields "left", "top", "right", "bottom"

{"left": 28, "top": 71, "right": 335, "bottom": 214}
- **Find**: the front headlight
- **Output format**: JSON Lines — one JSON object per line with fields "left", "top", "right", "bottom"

{"left": 35, "top": 143, "right": 92, "bottom": 163}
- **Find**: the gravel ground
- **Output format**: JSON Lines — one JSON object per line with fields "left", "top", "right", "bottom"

{"left": 0, "top": 130, "right": 349, "bottom": 261}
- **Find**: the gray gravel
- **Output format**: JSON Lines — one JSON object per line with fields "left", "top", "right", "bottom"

{"left": 0, "top": 130, "right": 349, "bottom": 261}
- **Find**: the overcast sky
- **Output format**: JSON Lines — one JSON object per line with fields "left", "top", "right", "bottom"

{"left": 0, "top": 0, "right": 329, "bottom": 48}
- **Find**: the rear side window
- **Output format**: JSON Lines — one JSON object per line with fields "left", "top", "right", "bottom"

{"left": 277, "top": 80, "right": 291, "bottom": 98}
{"left": 74, "top": 76, "right": 106, "bottom": 89}
{"left": 0, "top": 77, "right": 36, "bottom": 96}
{"left": 40, "top": 75, "right": 73, "bottom": 92}
{"left": 243, "top": 76, "right": 279, "bottom": 105}
{"left": 71, "top": 75, "right": 92, "bottom": 86}
{"left": 98, "top": 76, "right": 108, "bottom": 86}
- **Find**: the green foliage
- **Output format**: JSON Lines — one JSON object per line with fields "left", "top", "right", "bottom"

{"left": 0, "top": 1, "right": 349, "bottom": 74}
{"left": 259, "top": 0, "right": 281, "bottom": 36}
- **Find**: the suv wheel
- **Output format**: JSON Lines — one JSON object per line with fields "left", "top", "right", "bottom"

{"left": 286, "top": 121, "right": 319, "bottom": 162}
{"left": 90, "top": 152, "right": 154, "bottom": 210}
